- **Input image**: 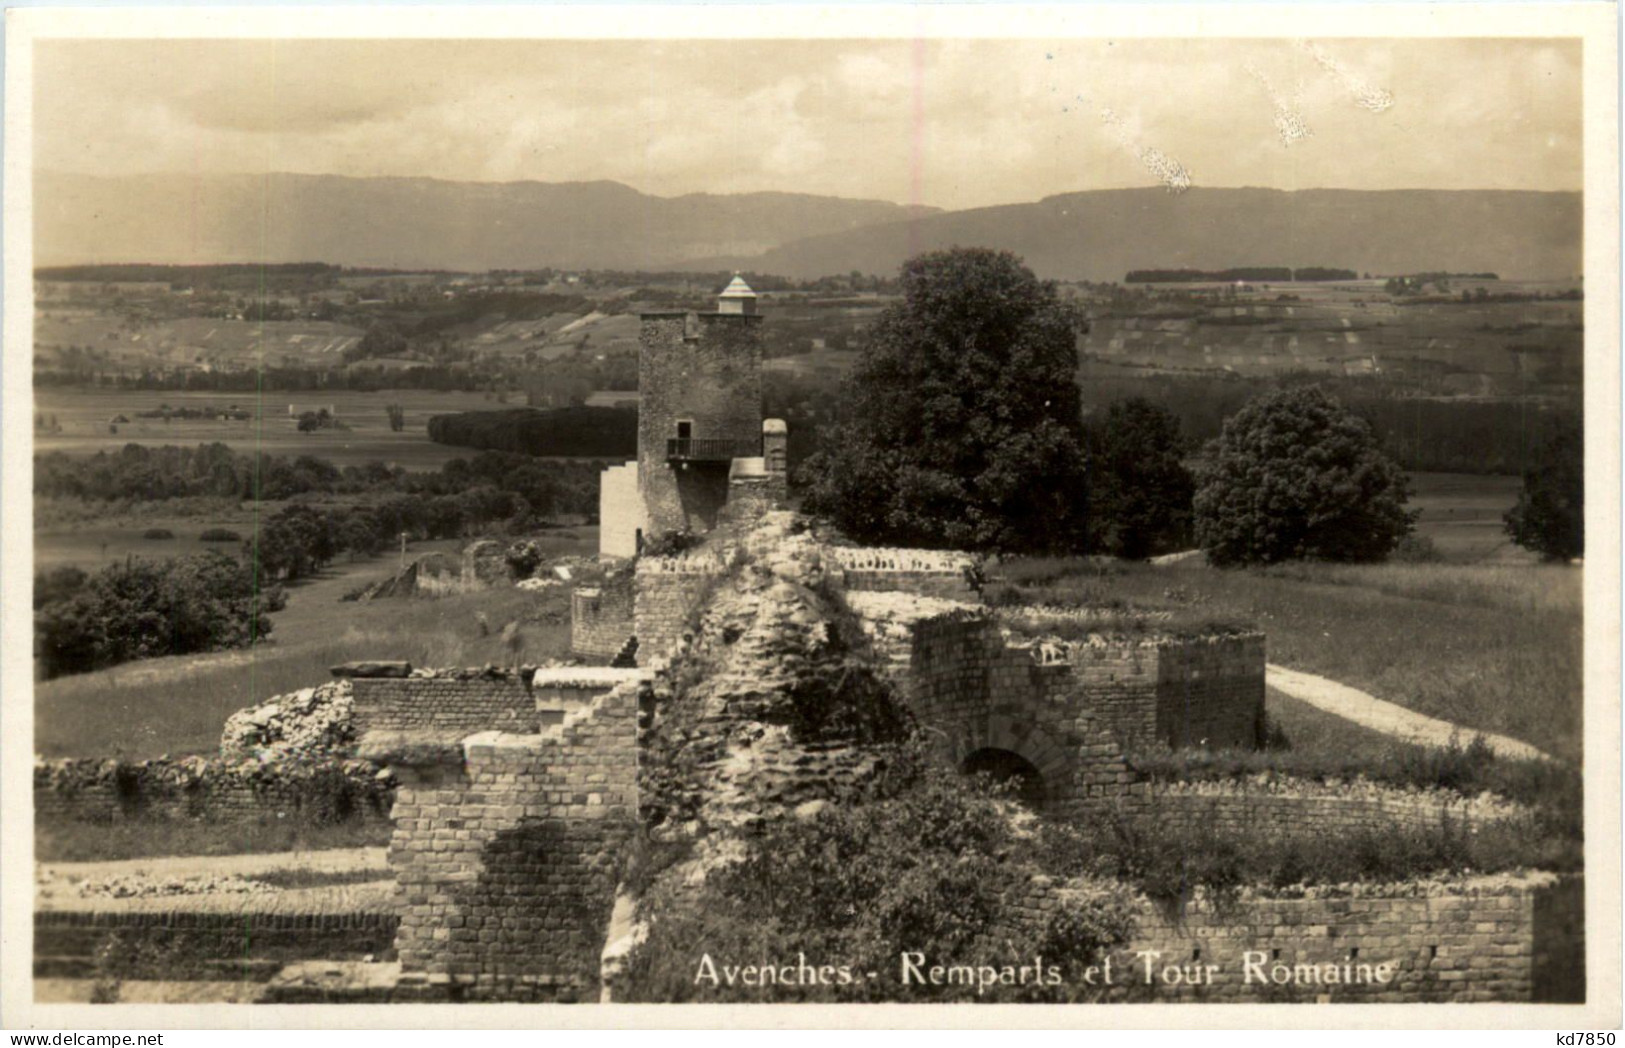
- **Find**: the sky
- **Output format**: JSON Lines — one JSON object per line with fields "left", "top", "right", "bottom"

{"left": 33, "top": 37, "right": 1582, "bottom": 212}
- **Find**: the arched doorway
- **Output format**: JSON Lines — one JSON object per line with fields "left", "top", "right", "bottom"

{"left": 961, "top": 748, "right": 1046, "bottom": 811}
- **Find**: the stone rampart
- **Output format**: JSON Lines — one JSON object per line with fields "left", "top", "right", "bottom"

{"left": 1004, "top": 873, "right": 1583, "bottom": 1003}
{"left": 369, "top": 679, "right": 642, "bottom": 1002}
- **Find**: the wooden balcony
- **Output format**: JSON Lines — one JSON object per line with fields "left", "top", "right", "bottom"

{"left": 665, "top": 437, "right": 757, "bottom": 461}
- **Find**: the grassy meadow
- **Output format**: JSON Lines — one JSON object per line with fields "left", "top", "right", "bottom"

{"left": 33, "top": 528, "right": 595, "bottom": 760}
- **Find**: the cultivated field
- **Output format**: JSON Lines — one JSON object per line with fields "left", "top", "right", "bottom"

{"left": 32, "top": 389, "right": 509, "bottom": 468}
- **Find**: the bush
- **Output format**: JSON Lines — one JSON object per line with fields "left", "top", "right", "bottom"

{"left": 1505, "top": 412, "right": 1583, "bottom": 560}
{"left": 1194, "top": 386, "right": 1417, "bottom": 566}
{"left": 198, "top": 528, "right": 242, "bottom": 542}
{"left": 640, "top": 529, "right": 703, "bottom": 558}
{"left": 1390, "top": 533, "right": 1444, "bottom": 563}
{"left": 141, "top": 528, "right": 174, "bottom": 540}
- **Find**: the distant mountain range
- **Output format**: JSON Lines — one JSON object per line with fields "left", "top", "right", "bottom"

{"left": 34, "top": 172, "right": 939, "bottom": 273}
{"left": 36, "top": 174, "right": 1581, "bottom": 282}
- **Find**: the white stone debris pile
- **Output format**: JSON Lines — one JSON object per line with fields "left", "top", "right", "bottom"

{"left": 220, "top": 680, "right": 357, "bottom": 764}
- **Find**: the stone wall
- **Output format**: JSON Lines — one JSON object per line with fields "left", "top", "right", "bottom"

{"left": 34, "top": 910, "right": 397, "bottom": 980}
{"left": 374, "top": 680, "right": 642, "bottom": 1002}
{"left": 634, "top": 558, "right": 725, "bottom": 664}
{"left": 597, "top": 461, "right": 643, "bottom": 560}
{"left": 829, "top": 547, "right": 980, "bottom": 601}
{"left": 33, "top": 758, "right": 392, "bottom": 826}
{"left": 572, "top": 570, "right": 635, "bottom": 660}
{"left": 849, "top": 594, "right": 1268, "bottom": 818}
{"left": 1100, "top": 875, "right": 1583, "bottom": 1003}
{"left": 1094, "top": 778, "right": 1529, "bottom": 838}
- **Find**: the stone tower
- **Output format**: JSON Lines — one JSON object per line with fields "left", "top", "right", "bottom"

{"left": 596, "top": 276, "right": 787, "bottom": 559}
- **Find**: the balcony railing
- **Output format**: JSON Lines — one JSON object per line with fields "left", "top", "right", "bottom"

{"left": 666, "top": 437, "right": 757, "bottom": 461}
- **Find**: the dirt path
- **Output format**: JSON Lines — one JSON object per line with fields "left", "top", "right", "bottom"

{"left": 1266, "top": 663, "right": 1552, "bottom": 762}
{"left": 38, "top": 846, "right": 388, "bottom": 883}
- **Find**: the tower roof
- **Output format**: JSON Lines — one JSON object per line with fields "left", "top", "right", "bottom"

{"left": 718, "top": 275, "right": 757, "bottom": 300}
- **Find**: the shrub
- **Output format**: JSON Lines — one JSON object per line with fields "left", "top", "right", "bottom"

{"left": 504, "top": 540, "right": 545, "bottom": 579}
{"left": 141, "top": 528, "right": 174, "bottom": 540}
{"left": 1194, "top": 386, "right": 1417, "bottom": 566}
{"left": 198, "top": 528, "right": 242, "bottom": 543}
{"left": 641, "top": 529, "right": 703, "bottom": 558}
{"left": 1390, "top": 533, "right": 1444, "bottom": 563}
{"left": 1505, "top": 412, "right": 1583, "bottom": 560}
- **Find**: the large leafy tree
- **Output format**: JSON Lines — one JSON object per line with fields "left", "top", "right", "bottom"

{"left": 1504, "top": 413, "right": 1583, "bottom": 560}
{"left": 1194, "top": 386, "right": 1416, "bottom": 565}
{"left": 800, "top": 248, "right": 1090, "bottom": 553}
{"left": 1085, "top": 398, "right": 1195, "bottom": 559}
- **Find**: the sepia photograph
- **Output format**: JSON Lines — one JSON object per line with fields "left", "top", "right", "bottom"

{"left": 2, "top": 3, "right": 1618, "bottom": 1029}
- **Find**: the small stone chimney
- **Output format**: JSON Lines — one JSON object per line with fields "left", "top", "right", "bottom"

{"left": 763, "top": 418, "right": 788, "bottom": 474}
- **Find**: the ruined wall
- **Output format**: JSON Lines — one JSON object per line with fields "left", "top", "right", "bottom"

{"left": 33, "top": 758, "right": 392, "bottom": 825}
{"left": 382, "top": 681, "right": 641, "bottom": 1002}
{"left": 34, "top": 910, "right": 398, "bottom": 980}
{"left": 1110, "top": 875, "right": 1583, "bottom": 1003}
{"left": 1000, "top": 874, "right": 1581, "bottom": 1003}
{"left": 637, "top": 312, "right": 764, "bottom": 536}
{"left": 1154, "top": 634, "right": 1267, "bottom": 750}
{"left": 1088, "top": 777, "right": 1529, "bottom": 837}
{"left": 598, "top": 461, "right": 643, "bottom": 560}
{"left": 571, "top": 570, "right": 635, "bottom": 661}
{"left": 829, "top": 547, "right": 980, "bottom": 601}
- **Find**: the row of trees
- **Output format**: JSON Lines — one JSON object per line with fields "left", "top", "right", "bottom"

{"left": 35, "top": 444, "right": 602, "bottom": 519}
{"left": 801, "top": 248, "right": 1582, "bottom": 565}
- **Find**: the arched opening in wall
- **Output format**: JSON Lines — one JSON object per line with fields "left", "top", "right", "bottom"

{"left": 961, "top": 748, "right": 1045, "bottom": 811}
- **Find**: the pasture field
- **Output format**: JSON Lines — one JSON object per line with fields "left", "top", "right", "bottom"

{"left": 33, "top": 528, "right": 595, "bottom": 760}
{"left": 994, "top": 556, "right": 1582, "bottom": 762}
{"left": 1406, "top": 471, "right": 1532, "bottom": 563}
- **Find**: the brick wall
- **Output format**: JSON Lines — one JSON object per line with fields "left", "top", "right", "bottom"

{"left": 850, "top": 595, "right": 1266, "bottom": 818}
{"left": 351, "top": 675, "right": 547, "bottom": 740}
{"left": 378, "top": 680, "right": 642, "bottom": 1002}
{"left": 1086, "top": 777, "right": 1529, "bottom": 837}
{"left": 828, "top": 547, "right": 980, "bottom": 601}
{"left": 571, "top": 570, "right": 634, "bottom": 660}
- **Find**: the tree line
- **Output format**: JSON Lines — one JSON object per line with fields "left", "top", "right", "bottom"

{"left": 799, "top": 248, "right": 1582, "bottom": 565}
{"left": 426, "top": 406, "right": 637, "bottom": 458}
{"left": 35, "top": 442, "right": 603, "bottom": 515}
{"left": 1125, "top": 267, "right": 1358, "bottom": 284}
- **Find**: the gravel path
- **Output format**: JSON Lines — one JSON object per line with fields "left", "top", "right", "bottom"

{"left": 1266, "top": 663, "right": 1552, "bottom": 762}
